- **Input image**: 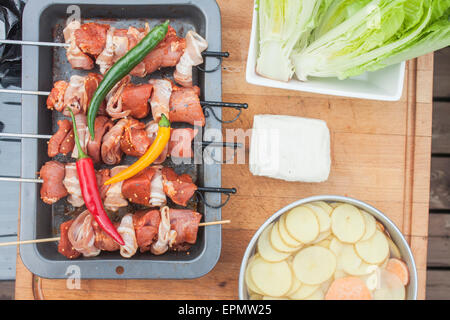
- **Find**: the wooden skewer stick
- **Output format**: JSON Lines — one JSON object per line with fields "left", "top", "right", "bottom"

{"left": 0, "top": 237, "right": 61, "bottom": 247}
{"left": 0, "top": 220, "right": 231, "bottom": 247}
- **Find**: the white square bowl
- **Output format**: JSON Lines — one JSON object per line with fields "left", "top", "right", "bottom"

{"left": 245, "top": 2, "right": 406, "bottom": 101}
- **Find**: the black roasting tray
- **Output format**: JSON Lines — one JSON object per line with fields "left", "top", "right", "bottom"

{"left": 20, "top": 0, "right": 223, "bottom": 279}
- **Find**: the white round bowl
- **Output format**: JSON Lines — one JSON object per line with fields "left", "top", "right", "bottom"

{"left": 238, "top": 195, "right": 418, "bottom": 300}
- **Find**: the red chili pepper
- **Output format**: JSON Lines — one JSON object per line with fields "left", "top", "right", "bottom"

{"left": 67, "top": 108, "right": 125, "bottom": 246}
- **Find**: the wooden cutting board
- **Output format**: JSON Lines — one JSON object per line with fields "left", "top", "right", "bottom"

{"left": 15, "top": 0, "right": 433, "bottom": 300}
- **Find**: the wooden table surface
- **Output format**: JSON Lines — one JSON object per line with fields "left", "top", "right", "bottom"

{"left": 15, "top": 0, "right": 433, "bottom": 300}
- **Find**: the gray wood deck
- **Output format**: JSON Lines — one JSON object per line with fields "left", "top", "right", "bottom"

{"left": 427, "top": 46, "right": 450, "bottom": 300}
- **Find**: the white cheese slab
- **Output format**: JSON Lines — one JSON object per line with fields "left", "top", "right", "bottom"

{"left": 249, "top": 114, "right": 330, "bottom": 182}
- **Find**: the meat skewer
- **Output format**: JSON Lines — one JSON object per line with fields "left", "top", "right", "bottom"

{"left": 0, "top": 86, "right": 247, "bottom": 125}
{"left": 0, "top": 207, "right": 230, "bottom": 260}
{"left": 0, "top": 162, "right": 237, "bottom": 208}
{"left": 0, "top": 130, "right": 243, "bottom": 165}
{"left": 0, "top": 220, "right": 229, "bottom": 247}
{"left": 0, "top": 24, "right": 228, "bottom": 75}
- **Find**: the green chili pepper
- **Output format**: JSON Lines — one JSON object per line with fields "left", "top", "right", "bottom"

{"left": 87, "top": 20, "right": 169, "bottom": 139}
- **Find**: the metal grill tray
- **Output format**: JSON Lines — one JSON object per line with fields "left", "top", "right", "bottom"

{"left": 20, "top": 0, "right": 223, "bottom": 279}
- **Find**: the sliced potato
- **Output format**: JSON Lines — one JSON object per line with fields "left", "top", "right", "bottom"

{"left": 331, "top": 204, "right": 365, "bottom": 243}
{"left": 270, "top": 221, "right": 301, "bottom": 253}
{"left": 312, "top": 230, "right": 332, "bottom": 246}
{"left": 355, "top": 230, "right": 389, "bottom": 264}
{"left": 386, "top": 236, "right": 402, "bottom": 259}
{"left": 245, "top": 255, "right": 265, "bottom": 295}
{"left": 286, "top": 274, "right": 302, "bottom": 296}
{"left": 288, "top": 283, "right": 320, "bottom": 300}
{"left": 304, "top": 203, "right": 331, "bottom": 233}
{"left": 373, "top": 270, "right": 406, "bottom": 300}
{"left": 360, "top": 211, "right": 376, "bottom": 241}
{"left": 278, "top": 214, "right": 303, "bottom": 248}
{"left": 262, "top": 296, "right": 288, "bottom": 300}
{"left": 329, "top": 237, "right": 345, "bottom": 256}
{"left": 316, "top": 238, "right": 332, "bottom": 249}
{"left": 320, "top": 279, "right": 333, "bottom": 295}
{"left": 376, "top": 221, "right": 385, "bottom": 232}
{"left": 292, "top": 246, "right": 336, "bottom": 285}
{"left": 346, "top": 261, "right": 379, "bottom": 276}
{"left": 250, "top": 257, "right": 292, "bottom": 297}
{"left": 311, "top": 201, "right": 333, "bottom": 215}
{"left": 337, "top": 244, "right": 362, "bottom": 273}
{"left": 329, "top": 202, "right": 343, "bottom": 209}
{"left": 285, "top": 206, "right": 320, "bottom": 243}
{"left": 257, "top": 224, "right": 291, "bottom": 262}
{"left": 333, "top": 269, "right": 349, "bottom": 280}
{"left": 304, "top": 288, "right": 325, "bottom": 300}
{"left": 249, "top": 293, "right": 263, "bottom": 300}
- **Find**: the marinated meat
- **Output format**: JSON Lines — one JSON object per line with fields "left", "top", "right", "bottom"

{"left": 161, "top": 167, "right": 197, "bottom": 207}
{"left": 39, "top": 161, "right": 68, "bottom": 205}
{"left": 169, "top": 85, "right": 205, "bottom": 126}
{"left": 47, "top": 119, "right": 74, "bottom": 157}
{"left": 57, "top": 220, "right": 82, "bottom": 259}
{"left": 148, "top": 79, "right": 172, "bottom": 122}
{"left": 132, "top": 209, "right": 161, "bottom": 253}
{"left": 174, "top": 31, "right": 208, "bottom": 87}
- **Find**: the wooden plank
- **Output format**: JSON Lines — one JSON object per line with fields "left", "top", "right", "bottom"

{"left": 433, "top": 47, "right": 450, "bottom": 98}
{"left": 430, "top": 157, "right": 450, "bottom": 210}
{"left": 0, "top": 281, "right": 15, "bottom": 300}
{"left": 432, "top": 102, "right": 450, "bottom": 154}
{"left": 427, "top": 213, "right": 450, "bottom": 267}
{"left": 14, "top": 0, "right": 433, "bottom": 300}
{"left": 426, "top": 270, "right": 450, "bottom": 300}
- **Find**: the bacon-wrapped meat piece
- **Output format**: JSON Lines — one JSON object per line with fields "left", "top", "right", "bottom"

{"left": 97, "top": 25, "right": 149, "bottom": 77}
{"left": 151, "top": 206, "right": 177, "bottom": 255}
{"left": 74, "top": 22, "right": 110, "bottom": 57}
{"left": 59, "top": 207, "right": 202, "bottom": 259}
{"left": 92, "top": 220, "right": 121, "bottom": 252}
{"left": 174, "top": 31, "right": 208, "bottom": 87}
{"left": 121, "top": 83, "right": 152, "bottom": 119}
{"left": 169, "top": 85, "right": 205, "bottom": 126}
{"left": 47, "top": 81, "right": 69, "bottom": 112}
{"left": 169, "top": 128, "right": 198, "bottom": 159}
{"left": 121, "top": 166, "right": 167, "bottom": 207}
{"left": 122, "top": 167, "right": 155, "bottom": 206}
{"left": 47, "top": 73, "right": 104, "bottom": 116}
{"left": 71, "top": 113, "right": 89, "bottom": 159}
{"left": 105, "top": 75, "right": 132, "bottom": 119}
{"left": 63, "top": 163, "right": 84, "bottom": 207}
{"left": 162, "top": 167, "right": 197, "bottom": 207}
{"left": 68, "top": 210, "right": 101, "bottom": 257}
{"left": 120, "top": 119, "right": 151, "bottom": 157}
{"left": 133, "top": 209, "right": 161, "bottom": 253}
{"left": 143, "top": 25, "right": 186, "bottom": 75}
{"left": 39, "top": 161, "right": 68, "bottom": 205}
{"left": 104, "top": 165, "right": 129, "bottom": 212}
{"left": 148, "top": 79, "right": 172, "bottom": 122}
{"left": 63, "top": 20, "right": 94, "bottom": 70}
{"left": 47, "top": 119, "right": 74, "bottom": 157}
{"left": 96, "top": 168, "right": 111, "bottom": 200}
{"left": 117, "top": 214, "right": 138, "bottom": 258}
{"left": 87, "top": 116, "right": 114, "bottom": 163}
{"left": 101, "top": 118, "right": 128, "bottom": 165}
{"left": 149, "top": 166, "right": 167, "bottom": 207}
{"left": 58, "top": 220, "right": 82, "bottom": 259}
{"left": 169, "top": 208, "right": 202, "bottom": 250}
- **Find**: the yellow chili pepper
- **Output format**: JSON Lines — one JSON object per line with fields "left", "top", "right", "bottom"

{"left": 104, "top": 114, "right": 171, "bottom": 186}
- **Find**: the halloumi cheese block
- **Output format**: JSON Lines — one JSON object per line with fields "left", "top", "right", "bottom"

{"left": 249, "top": 115, "right": 330, "bottom": 182}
